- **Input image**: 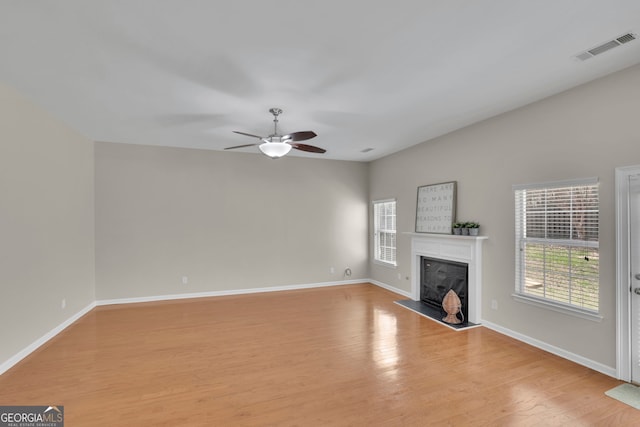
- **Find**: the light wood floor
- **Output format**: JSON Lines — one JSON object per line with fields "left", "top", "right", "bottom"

{"left": 1, "top": 283, "right": 638, "bottom": 426}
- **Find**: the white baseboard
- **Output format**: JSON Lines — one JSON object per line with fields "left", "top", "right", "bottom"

{"left": 0, "top": 301, "right": 96, "bottom": 376}
{"left": 369, "top": 280, "right": 412, "bottom": 299}
{"left": 481, "top": 320, "right": 617, "bottom": 378}
{"left": 96, "top": 279, "right": 366, "bottom": 306}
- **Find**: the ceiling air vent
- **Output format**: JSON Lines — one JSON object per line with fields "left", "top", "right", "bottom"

{"left": 617, "top": 33, "right": 636, "bottom": 44}
{"left": 588, "top": 40, "right": 620, "bottom": 56}
{"left": 575, "top": 32, "right": 637, "bottom": 61}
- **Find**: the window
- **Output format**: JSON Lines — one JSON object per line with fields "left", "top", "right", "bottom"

{"left": 514, "top": 178, "right": 599, "bottom": 313}
{"left": 373, "top": 199, "right": 396, "bottom": 266}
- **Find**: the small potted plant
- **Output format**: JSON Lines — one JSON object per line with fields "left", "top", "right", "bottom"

{"left": 460, "top": 222, "right": 469, "bottom": 235}
{"left": 466, "top": 222, "right": 480, "bottom": 236}
{"left": 452, "top": 222, "right": 463, "bottom": 235}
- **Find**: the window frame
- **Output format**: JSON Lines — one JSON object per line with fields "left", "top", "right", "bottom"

{"left": 373, "top": 198, "right": 397, "bottom": 268}
{"left": 513, "top": 177, "right": 602, "bottom": 321}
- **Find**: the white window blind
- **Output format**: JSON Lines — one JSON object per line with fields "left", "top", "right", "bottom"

{"left": 373, "top": 199, "right": 396, "bottom": 266}
{"left": 514, "top": 178, "right": 599, "bottom": 312}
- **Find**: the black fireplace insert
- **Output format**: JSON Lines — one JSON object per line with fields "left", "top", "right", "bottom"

{"left": 420, "top": 256, "right": 469, "bottom": 322}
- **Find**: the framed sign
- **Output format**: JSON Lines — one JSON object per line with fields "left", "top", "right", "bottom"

{"left": 415, "top": 181, "right": 457, "bottom": 234}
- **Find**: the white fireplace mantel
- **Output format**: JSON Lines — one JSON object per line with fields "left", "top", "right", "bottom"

{"left": 404, "top": 232, "right": 488, "bottom": 324}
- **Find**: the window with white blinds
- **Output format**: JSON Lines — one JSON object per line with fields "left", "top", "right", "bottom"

{"left": 514, "top": 178, "right": 599, "bottom": 313}
{"left": 373, "top": 199, "right": 396, "bottom": 266}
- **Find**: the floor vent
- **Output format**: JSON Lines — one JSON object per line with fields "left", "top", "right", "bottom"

{"left": 576, "top": 32, "right": 636, "bottom": 61}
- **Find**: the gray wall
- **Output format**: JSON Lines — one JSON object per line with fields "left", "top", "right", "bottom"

{"left": 95, "top": 142, "right": 369, "bottom": 300}
{"left": 0, "top": 84, "right": 95, "bottom": 365}
{"left": 369, "top": 63, "right": 640, "bottom": 368}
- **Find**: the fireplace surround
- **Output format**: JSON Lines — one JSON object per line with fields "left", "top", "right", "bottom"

{"left": 406, "top": 233, "right": 487, "bottom": 324}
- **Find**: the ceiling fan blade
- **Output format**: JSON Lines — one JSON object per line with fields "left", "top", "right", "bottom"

{"left": 224, "top": 143, "right": 260, "bottom": 150}
{"left": 283, "top": 131, "right": 317, "bottom": 141}
{"left": 291, "top": 143, "right": 326, "bottom": 154}
{"left": 233, "top": 130, "right": 264, "bottom": 139}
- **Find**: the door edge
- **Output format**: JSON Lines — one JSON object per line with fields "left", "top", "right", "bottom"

{"left": 615, "top": 165, "right": 640, "bottom": 382}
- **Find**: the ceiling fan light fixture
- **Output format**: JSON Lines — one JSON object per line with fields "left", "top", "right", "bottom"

{"left": 259, "top": 141, "right": 291, "bottom": 158}
{"left": 228, "top": 108, "right": 324, "bottom": 156}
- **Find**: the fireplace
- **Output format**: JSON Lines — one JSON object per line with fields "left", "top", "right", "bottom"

{"left": 420, "top": 257, "right": 468, "bottom": 322}
{"left": 407, "top": 233, "right": 487, "bottom": 324}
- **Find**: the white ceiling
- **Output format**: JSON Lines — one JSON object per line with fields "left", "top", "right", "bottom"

{"left": 1, "top": 1, "right": 639, "bottom": 161}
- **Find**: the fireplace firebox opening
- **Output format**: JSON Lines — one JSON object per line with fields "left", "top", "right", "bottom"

{"left": 420, "top": 256, "right": 469, "bottom": 323}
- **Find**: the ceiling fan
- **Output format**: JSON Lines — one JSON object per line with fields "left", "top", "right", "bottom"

{"left": 226, "top": 108, "right": 325, "bottom": 158}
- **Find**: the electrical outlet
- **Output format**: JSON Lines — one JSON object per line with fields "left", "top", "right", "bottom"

{"left": 330, "top": 267, "right": 335, "bottom": 274}
{"left": 182, "top": 276, "right": 189, "bottom": 285}
{"left": 397, "top": 273, "right": 402, "bottom": 280}
{"left": 61, "top": 298, "right": 66, "bottom": 309}
{"left": 491, "top": 299, "right": 498, "bottom": 310}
